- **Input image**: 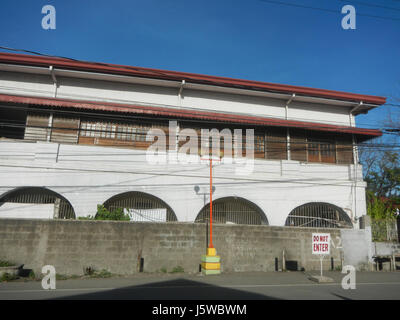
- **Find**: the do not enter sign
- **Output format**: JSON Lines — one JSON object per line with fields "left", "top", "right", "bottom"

{"left": 312, "top": 233, "right": 330, "bottom": 255}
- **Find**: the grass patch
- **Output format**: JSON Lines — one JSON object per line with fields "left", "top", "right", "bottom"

{"left": 160, "top": 267, "right": 168, "bottom": 273}
{"left": 170, "top": 266, "right": 184, "bottom": 273}
{"left": 0, "top": 272, "right": 18, "bottom": 282}
{"left": 55, "top": 274, "right": 82, "bottom": 280}
{"left": 89, "top": 269, "right": 112, "bottom": 278}
{"left": 56, "top": 273, "right": 69, "bottom": 280}
{"left": 0, "top": 261, "right": 15, "bottom": 267}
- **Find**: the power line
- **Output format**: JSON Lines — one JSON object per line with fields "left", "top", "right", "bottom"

{"left": 0, "top": 46, "right": 79, "bottom": 61}
{"left": 0, "top": 46, "right": 194, "bottom": 80}
{"left": 336, "top": 0, "right": 400, "bottom": 12}
{"left": 0, "top": 162, "right": 374, "bottom": 188}
{"left": 2, "top": 122, "right": 399, "bottom": 150}
{"left": 386, "top": 103, "right": 400, "bottom": 108}
{"left": 257, "top": 0, "right": 400, "bottom": 22}
{"left": 0, "top": 77, "right": 386, "bottom": 128}
{"left": 0, "top": 102, "right": 387, "bottom": 135}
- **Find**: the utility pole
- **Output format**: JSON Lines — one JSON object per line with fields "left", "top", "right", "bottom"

{"left": 209, "top": 157, "right": 214, "bottom": 248}
{"left": 200, "top": 156, "right": 221, "bottom": 275}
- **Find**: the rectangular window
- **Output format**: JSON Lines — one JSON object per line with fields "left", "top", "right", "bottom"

{"left": 290, "top": 129, "right": 307, "bottom": 161}
{"left": 307, "top": 138, "right": 336, "bottom": 163}
{"left": 24, "top": 113, "right": 50, "bottom": 142}
{"left": 266, "top": 127, "right": 287, "bottom": 160}
{"left": 78, "top": 119, "right": 166, "bottom": 149}
{"left": 336, "top": 134, "right": 354, "bottom": 164}
{"left": 307, "top": 139, "right": 320, "bottom": 162}
{"left": 50, "top": 116, "right": 80, "bottom": 144}
{"left": 253, "top": 133, "right": 265, "bottom": 159}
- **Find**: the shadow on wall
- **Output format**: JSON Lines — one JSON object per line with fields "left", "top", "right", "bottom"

{"left": 50, "top": 278, "right": 279, "bottom": 300}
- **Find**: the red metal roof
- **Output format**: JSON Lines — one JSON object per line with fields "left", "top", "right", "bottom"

{"left": 0, "top": 93, "right": 382, "bottom": 138}
{"left": 0, "top": 52, "right": 387, "bottom": 106}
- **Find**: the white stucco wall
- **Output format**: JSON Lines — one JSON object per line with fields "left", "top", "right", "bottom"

{"left": 0, "top": 70, "right": 354, "bottom": 126}
{"left": 0, "top": 140, "right": 366, "bottom": 226}
{"left": 0, "top": 203, "right": 54, "bottom": 219}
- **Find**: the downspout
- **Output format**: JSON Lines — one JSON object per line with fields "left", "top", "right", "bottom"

{"left": 353, "top": 133, "right": 358, "bottom": 223}
{"left": 285, "top": 94, "right": 295, "bottom": 160}
{"left": 349, "top": 101, "right": 363, "bottom": 127}
{"left": 47, "top": 113, "right": 53, "bottom": 142}
{"left": 285, "top": 93, "right": 295, "bottom": 120}
{"left": 49, "top": 65, "right": 58, "bottom": 98}
{"left": 349, "top": 101, "right": 363, "bottom": 223}
{"left": 178, "top": 79, "right": 185, "bottom": 107}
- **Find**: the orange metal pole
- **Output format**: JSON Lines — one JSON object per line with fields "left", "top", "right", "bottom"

{"left": 209, "top": 158, "right": 213, "bottom": 248}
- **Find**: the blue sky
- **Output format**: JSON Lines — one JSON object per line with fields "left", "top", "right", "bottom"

{"left": 0, "top": 0, "right": 399, "bottom": 137}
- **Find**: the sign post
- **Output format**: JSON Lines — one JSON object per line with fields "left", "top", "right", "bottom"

{"left": 310, "top": 233, "right": 333, "bottom": 283}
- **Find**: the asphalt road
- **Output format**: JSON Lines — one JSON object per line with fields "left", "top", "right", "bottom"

{"left": 1, "top": 271, "right": 399, "bottom": 300}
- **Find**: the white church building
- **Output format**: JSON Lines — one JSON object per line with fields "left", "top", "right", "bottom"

{"left": 0, "top": 53, "right": 385, "bottom": 228}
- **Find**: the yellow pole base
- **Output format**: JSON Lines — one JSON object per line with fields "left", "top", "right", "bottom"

{"left": 206, "top": 247, "right": 217, "bottom": 256}
{"left": 201, "top": 247, "right": 221, "bottom": 275}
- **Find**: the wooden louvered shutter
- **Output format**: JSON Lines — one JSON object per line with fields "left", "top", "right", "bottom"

{"left": 336, "top": 135, "right": 354, "bottom": 164}
{"left": 266, "top": 127, "right": 287, "bottom": 160}
{"left": 253, "top": 132, "right": 265, "bottom": 159}
{"left": 50, "top": 116, "right": 79, "bottom": 144}
{"left": 307, "top": 132, "right": 336, "bottom": 163}
{"left": 178, "top": 127, "right": 201, "bottom": 155}
{"left": 24, "top": 113, "right": 50, "bottom": 141}
{"left": 290, "top": 129, "right": 307, "bottom": 161}
{"left": 307, "top": 139, "right": 320, "bottom": 162}
{"left": 320, "top": 141, "right": 336, "bottom": 163}
{"left": 156, "top": 122, "right": 170, "bottom": 151}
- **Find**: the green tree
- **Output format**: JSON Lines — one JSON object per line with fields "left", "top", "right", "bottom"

{"left": 87, "top": 205, "right": 131, "bottom": 221}
{"left": 363, "top": 150, "right": 400, "bottom": 198}
{"left": 366, "top": 190, "right": 396, "bottom": 220}
{"left": 360, "top": 145, "right": 400, "bottom": 219}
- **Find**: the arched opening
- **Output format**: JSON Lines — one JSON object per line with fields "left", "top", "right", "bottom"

{"left": 285, "top": 202, "right": 352, "bottom": 228}
{"left": 195, "top": 197, "right": 268, "bottom": 225}
{"left": 0, "top": 187, "right": 75, "bottom": 219}
{"left": 102, "top": 191, "right": 177, "bottom": 222}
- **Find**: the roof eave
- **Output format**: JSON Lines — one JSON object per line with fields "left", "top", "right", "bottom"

{"left": 0, "top": 52, "right": 387, "bottom": 106}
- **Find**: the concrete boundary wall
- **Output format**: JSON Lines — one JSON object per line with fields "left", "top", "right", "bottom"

{"left": 340, "top": 228, "right": 373, "bottom": 271}
{"left": 0, "top": 218, "right": 343, "bottom": 275}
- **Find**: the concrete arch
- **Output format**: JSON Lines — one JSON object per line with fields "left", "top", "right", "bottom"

{"left": 101, "top": 191, "right": 178, "bottom": 222}
{"left": 195, "top": 196, "right": 269, "bottom": 225}
{"left": 285, "top": 202, "right": 353, "bottom": 228}
{"left": 0, "top": 186, "right": 76, "bottom": 219}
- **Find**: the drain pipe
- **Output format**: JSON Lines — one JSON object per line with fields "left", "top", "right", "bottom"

{"left": 285, "top": 94, "right": 295, "bottom": 160}
{"left": 349, "top": 101, "right": 362, "bottom": 223}
{"left": 349, "top": 101, "right": 363, "bottom": 127}
{"left": 49, "top": 66, "right": 58, "bottom": 98}
{"left": 178, "top": 80, "right": 185, "bottom": 106}
{"left": 285, "top": 93, "right": 295, "bottom": 120}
